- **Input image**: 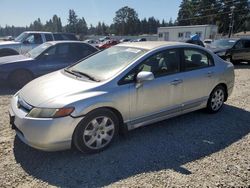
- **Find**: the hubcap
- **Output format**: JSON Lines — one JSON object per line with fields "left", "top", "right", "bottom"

{"left": 83, "top": 116, "right": 115, "bottom": 149}
{"left": 211, "top": 89, "right": 224, "bottom": 111}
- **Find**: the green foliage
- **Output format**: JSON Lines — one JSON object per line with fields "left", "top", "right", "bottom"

{"left": 1, "top": 2, "right": 249, "bottom": 37}
{"left": 177, "top": 0, "right": 250, "bottom": 34}
{"left": 113, "top": 6, "right": 140, "bottom": 35}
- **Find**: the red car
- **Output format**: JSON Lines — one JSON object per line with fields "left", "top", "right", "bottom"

{"left": 98, "top": 40, "right": 119, "bottom": 50}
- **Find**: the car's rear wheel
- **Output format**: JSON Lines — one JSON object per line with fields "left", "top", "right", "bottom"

{"left": 206, "top": 85, "right": 226, "bottom": 113}
{"left": 73, "top": 108, "right": 119, "bottom": 153}
{"left": 9, "top": 70, "right": 33, "bottom": 88}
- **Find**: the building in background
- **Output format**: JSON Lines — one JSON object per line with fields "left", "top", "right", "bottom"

{"left": 158, "top": 25, "right": 218, "bottom": 42}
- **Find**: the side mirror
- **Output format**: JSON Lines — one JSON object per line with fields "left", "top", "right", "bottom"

{"left": 136, "top": 71, "right": 154, "bottom": 88}
{"left": 41, "top": 53, "right": 51, "bottom": 59}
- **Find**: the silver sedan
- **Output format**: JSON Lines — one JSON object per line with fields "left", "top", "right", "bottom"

{"left": 9, "top": 41, "right": 234, "bottom": 153}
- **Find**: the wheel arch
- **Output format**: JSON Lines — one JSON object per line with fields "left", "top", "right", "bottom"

{"left": 71, "top": 106, "right": 126, "bottom": 149}
{"left": 8, "top": 68, "right": 34, "bottom": 80}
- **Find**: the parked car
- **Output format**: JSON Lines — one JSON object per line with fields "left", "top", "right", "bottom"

{"left": 203, "top": 39, "right": 213, "bottom": 47}
{"left": 0, "top": 31, "right": 78, "bottom": 57}
{"left": 83, "top": 39, "right": 99, "bottom": 48}
{"left": 53, "top": 33, "right": 78, "bottom": 41}
{"left": 98, "top": 39, "right": 119, "bottom": 49}
{"left": 133, "top": 38, "right": 147, "bottom": 42}
{"left": 119, "top": 38, "right": 131, "bottom": 42}
{"left": 0, "top": 41, "right": 98, "bottom": 88}
{"left": 9, "top": 41, "right": 234, "bottom": 153}
{"left": 84, "top": 39, "right": 98, "bottom": 44}
{"left": 3, "top": 36, "right": 14, "bottom": 41}
{"left": 186, "top": 34, "right": 205, "bottom": 47}
{"left": 208, "top": 38, "right": 250, "bottom": 64}
{"left": 99, "top": 36, "right": 110, "bottom": 42}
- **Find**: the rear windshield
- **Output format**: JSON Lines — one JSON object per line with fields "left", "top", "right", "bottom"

{"left": 53, "top": 34, "right": 77, "bottom": 41}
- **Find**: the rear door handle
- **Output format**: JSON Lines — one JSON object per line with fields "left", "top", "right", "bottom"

{"left": 171, "top": 79, "right": 183, "bottom": 85}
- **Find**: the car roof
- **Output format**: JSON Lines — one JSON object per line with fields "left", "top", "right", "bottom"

{"left": 24, "top": 31, "right": 52, "bottom": 34}
{"left": 117, "top": 41, "right": 195, "bottom": 50}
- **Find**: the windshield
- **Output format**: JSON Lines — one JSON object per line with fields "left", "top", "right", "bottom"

{"left": 68, "top": 46, "right": 147, "bottom": 81}
{"left": 210, "top": 39, "right": 236, "bottom": 49}
{"left": 14, "top": 32, "right": 28, "bottom": 42}
{"left": 27, "top": 43, "right": 53, "bottom": 58}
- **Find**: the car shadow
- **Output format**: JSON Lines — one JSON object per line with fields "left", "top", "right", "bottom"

{"left": 13, "top": 104, "right": 250, "bottom": 187}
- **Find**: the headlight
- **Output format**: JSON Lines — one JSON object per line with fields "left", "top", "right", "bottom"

{"left": 27, "top": 107, "right": 74, "bottom": 118}
{"left": 216, "top": 51, "right": 226, "bottom": 57}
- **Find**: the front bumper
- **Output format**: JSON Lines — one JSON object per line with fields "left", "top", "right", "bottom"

{"left": 9, "top": 95, "right": 82, "bottom": 151}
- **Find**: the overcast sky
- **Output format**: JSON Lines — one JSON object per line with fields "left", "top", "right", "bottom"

{"left": 0, "top": 0, "right": 182, "bottom": 27}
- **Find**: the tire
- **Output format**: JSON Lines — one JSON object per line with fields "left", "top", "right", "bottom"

{"left": 206, "top": 85, "right": 226, "bottom": 113}
{"left": 9, "top": 70, "right": 33, "bottom": 88}
{"left": 0, "top": 49, "right": 19, "bottom": 57}
{"left": 73, "top": 108, "right": 119, "bottom": 153}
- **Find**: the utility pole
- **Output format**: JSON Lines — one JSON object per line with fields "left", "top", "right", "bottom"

{"left": 228, "top": 6, "right": 235, "bottom": 38}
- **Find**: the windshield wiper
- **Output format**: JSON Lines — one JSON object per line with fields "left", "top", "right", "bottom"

{"left": 64, "top": 68, "right": 100, "bottom": 82}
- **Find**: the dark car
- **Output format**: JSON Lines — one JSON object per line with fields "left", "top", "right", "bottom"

{"left": 208, "top": 38, "right": 250, "bottom": 64}
{"left": 53, "top": 33, "right": 78, "bottom": 41}
{"left": 119, "top": 38, "right": 131, "bottom": 42}
{"left": 133, "top": 38, "right": 147, "bottom": 42}
{"left": 0, "top": 41, "right": 98, "bottom": 88}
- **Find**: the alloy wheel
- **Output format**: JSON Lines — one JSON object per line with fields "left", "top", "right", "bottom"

{"left": 83, "top": 116, "right": 115, "bottom": 149}
{"left": 211, "top": 88, "right": 225, "bottom": 111}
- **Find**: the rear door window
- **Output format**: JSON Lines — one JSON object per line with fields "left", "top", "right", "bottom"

{"left": 183, "top": 48, "right": 213, "bottom": 71}
{"left": 70, "top": 43, "right": 97, "bottom": 58}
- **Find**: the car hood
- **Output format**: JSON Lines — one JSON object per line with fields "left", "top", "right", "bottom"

{"left": 0, "top": 41, "right": 20, "bottom": 46}
{"left": 207, "top": 46, "right": 229, "bottom": 53}
{"left": 19, "top": 70, "right": 104, "bottom": 108}
{"left": 0, "top": 55, "right": 32, "bottom": 65}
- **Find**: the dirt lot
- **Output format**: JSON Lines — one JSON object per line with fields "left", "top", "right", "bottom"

{"left": 0, "top": 65, "right": 249, "bottom": 188}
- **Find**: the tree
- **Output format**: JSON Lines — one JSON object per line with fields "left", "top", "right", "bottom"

{"left": 65, "top": 9, "right": 78, "bottom": 33}
{"left": 76, "top": 17, "right": 88, "bottom": 35}
{"left": 140, "top": 18, "right": 148, "bottom": 34}
{"left": 52, "top": 15, "right": 62, "bottom": 32}
{"left": 30, "top": 18, "right": 43, "bottom": 31}
{"left": 177, "top": 0, "right": 250, "bottom": 34}
{"left": 113, "top": 6, "right": 140, "bottom": 35}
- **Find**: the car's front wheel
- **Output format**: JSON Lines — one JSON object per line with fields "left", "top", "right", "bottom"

{"left": 73, "top": 108, "right": 119, "bottom": 153}
{"left": 206, "top": 85, "right": 226, "bottom": 113}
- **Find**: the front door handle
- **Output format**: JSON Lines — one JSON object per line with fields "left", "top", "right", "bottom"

{"left": 171, "top": 79, "right": 183, "bottom": 85}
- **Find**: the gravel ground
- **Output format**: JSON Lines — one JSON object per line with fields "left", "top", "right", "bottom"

{"left": 0, "top": 65, "right": 249, "bottom": 188}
